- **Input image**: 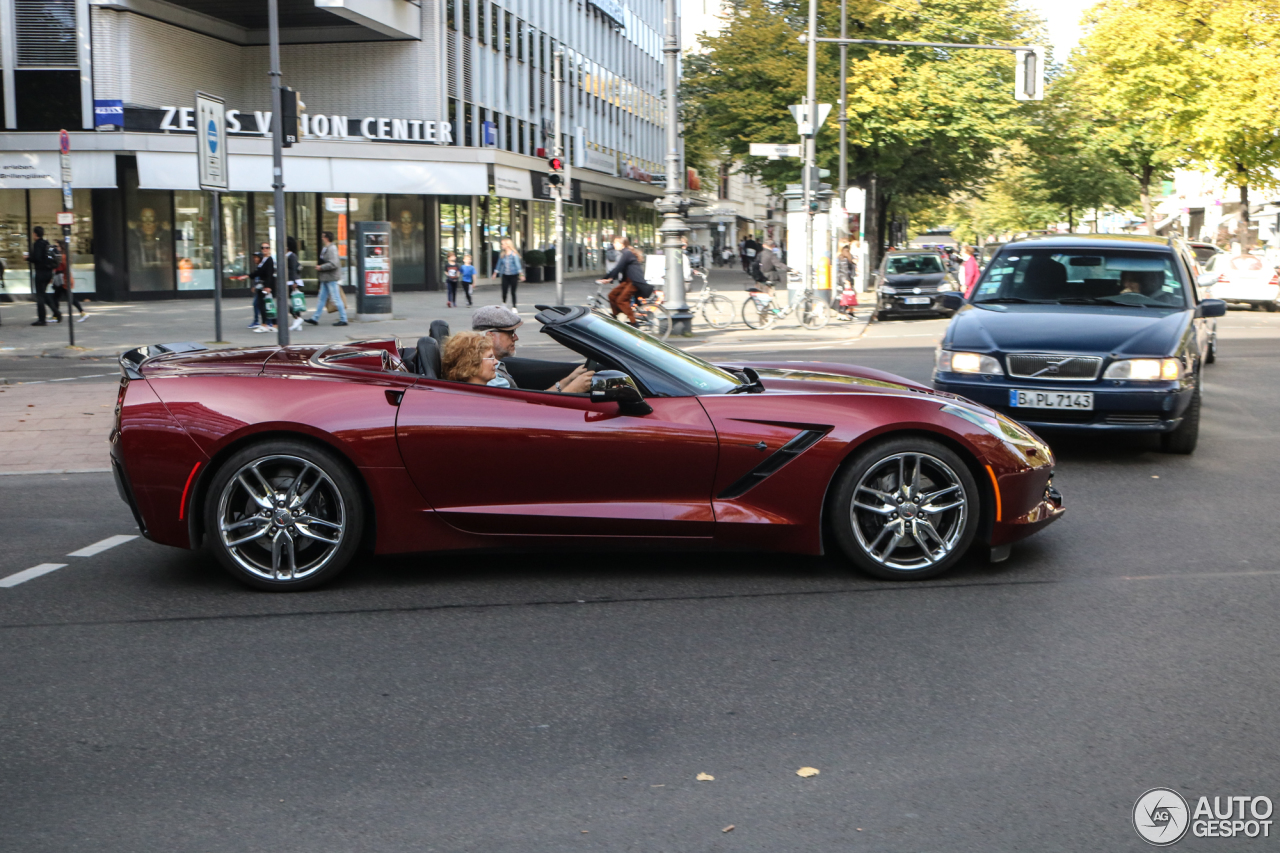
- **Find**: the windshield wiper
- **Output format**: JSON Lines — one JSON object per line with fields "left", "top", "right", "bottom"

{"left": 974, "top": 297, "right": 1053, "bottom": 304}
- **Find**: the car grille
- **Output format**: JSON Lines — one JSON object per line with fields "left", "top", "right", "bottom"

{"left": 1006, "top": 354, "right": 1102, "bottom": 381}
{"left": 1105, "top": 414, "right": 1162, "bottom": 425}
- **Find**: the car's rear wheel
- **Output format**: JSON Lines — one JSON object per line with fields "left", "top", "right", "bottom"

{"left": 1205, "top": 336, "right": 1217, "bottom": 364}
{"left": 205, "top": 439, "right": 364, "bottom": 591}
{"left": 1161, "top": 388, "right": 1201, "bottom": 454}
{"left": 831, "top": 437, "right": 979, "bottom": 580}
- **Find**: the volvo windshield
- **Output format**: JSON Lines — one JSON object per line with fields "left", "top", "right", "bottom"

{"left": 972, "top": 249, "right": 1189, "bottom": 308}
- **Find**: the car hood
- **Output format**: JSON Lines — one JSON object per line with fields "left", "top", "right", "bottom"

{"left": 884, "top": 272, "right": 947, "bottom": 288}
{"left": 945, "top": 304, "right": 1190, "bottom": 357}
{"left": 739, "top": 362, "right": 969, "bottom": 401}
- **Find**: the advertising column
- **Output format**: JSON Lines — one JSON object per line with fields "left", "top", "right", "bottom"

{"left": 355, "top": 220, "right": 392, "bottom": 320}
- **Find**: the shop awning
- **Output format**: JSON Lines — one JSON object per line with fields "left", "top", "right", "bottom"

{"left": 136, "top": 151, "right": 487, "bottom": 195}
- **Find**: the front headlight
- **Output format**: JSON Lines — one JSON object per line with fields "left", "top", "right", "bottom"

{"left": 880, "top": 286, "right": 897, "bottom": 295}
{"left": 940, "top": 404, "right": 1051, "bottom": 461}
{"left": 1103, "top": 358, "right": 1181, "bottom": 381}
{"left": 937, "top": 279, "right": 957, "bottom": 292}
{"left": 937, "top": 350, "right": 1004, "bottom": 375}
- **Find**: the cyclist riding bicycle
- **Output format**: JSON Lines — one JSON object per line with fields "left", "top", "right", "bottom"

{"left": 597, "top": 235, "right": 652, "bottom": 326}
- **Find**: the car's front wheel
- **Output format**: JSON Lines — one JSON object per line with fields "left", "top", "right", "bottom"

{"left": 1161, "top": 388, "right": 1201, "bottom": 454}
{"left": 204, "top": 439, "right": 364, "bottom": 591}
{"left": 831, "top": 437, "right": 980, "bottom": 580}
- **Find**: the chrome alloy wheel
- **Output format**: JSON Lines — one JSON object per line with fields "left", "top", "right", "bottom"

{"left": 850, "top": 452, "right": 968, "bottom": 571}
{"left": 216, "top": 454, "right": 346, "bottom": 582}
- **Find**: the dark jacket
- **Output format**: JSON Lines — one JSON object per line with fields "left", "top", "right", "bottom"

{"left": 253, "top": 255, "right": 276, "bottom": 291}
{"left": 605, "top": 249, "right": 653, "bottom": 296}
{"left": 758, "top": 247, "right": 787, "bottom": 286}
{"left": 286, "top": 251, "right": 301, "bottom": 283}
{"left": 30, "top": 238, "right": 53, "bottom": 282}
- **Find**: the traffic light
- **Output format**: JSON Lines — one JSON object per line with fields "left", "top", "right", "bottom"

{"left": 547, "top": 155, "right": 564, "bottom": 186}
{"left": 805, "top": 166, "right": 831, "bottom": 193}
{"left": 1014, "top": 47, "right": 1045, "bottom": 101}
{"left": 281, "top": 87, "right": 303, "bottom": 147}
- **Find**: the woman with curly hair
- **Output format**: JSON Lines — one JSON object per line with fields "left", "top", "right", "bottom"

{"left": 441, "top": 330, "right": 503, "bottom": 386}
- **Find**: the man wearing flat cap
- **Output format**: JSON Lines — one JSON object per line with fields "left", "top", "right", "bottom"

{"left": 471, "top": 305, "right": 595, "bottom": 393}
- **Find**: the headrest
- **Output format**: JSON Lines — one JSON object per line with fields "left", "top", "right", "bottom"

{"left": 415, "top": 336, "right": 442, "bottom": 379}
{"left": 429, "top": 319, "right": 450, "bottom": 346}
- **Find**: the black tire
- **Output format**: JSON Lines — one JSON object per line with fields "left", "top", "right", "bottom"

{"left": 1161, "top": 388, "right": 1201, "bottom": 454}
{"left": 742, "top": 296, "right": 774, "bottom": 330}
{"left": 800, "top": 296, "right": 830, "bottom": 330}
{"left": 701, "top": 293, "right": 735, "bottom": 329}
{"left": 1205, "top": 336, "right": 1217, "bottom": 364}
{"left": 204, "top": 438, "right": 364, "bottom": 591}
{"left": 830, "top": 437, "right": 980, "bottom": 580}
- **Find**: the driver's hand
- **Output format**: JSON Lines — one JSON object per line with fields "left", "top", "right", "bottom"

{"left": 561, "top": 370, "right": 595, "bottom": 394}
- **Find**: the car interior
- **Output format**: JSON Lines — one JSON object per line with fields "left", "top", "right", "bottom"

{"left": 397, "top": 319, "right": 590, "bottom": 389}
{"left": 885, "top": 254, "right": 945, "bottom": 275}
{"left": 990, "top": 253, "right": 1184, "bottom": 304}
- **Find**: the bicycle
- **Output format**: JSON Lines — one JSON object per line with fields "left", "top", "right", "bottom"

{"left": 685, "top": 269, "right": 736, "bottom": 329}
{"left": 741, "top": 283, "right": 830, "bottom": 330}
{"left": 587, "top": 279, "right": 673, "bottom": 340}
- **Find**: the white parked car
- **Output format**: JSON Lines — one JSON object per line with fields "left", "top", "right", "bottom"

{"left": 1199, "top": 253, "right": 1280, "bottom": 311}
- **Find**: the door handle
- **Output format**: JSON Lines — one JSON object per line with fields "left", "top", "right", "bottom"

{"left": 385, "top": 389, "right": 404, "bottom": 406}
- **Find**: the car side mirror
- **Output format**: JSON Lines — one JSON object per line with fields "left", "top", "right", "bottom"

{"left": 590, "top": 370, "right": 652, "bottom": 415}
{"left": 1198, "top": 298, "right": 1227, "bottom": 318}
{"left": 1196, "top": 272, "right": 1218, "bottom": 288}
{"left": 937, "top": 292, "right": 966, "bottom": 311}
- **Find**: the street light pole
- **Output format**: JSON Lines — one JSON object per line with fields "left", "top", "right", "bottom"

{"left": 802, "top": 0, "right": 819, "bottom": 298}
{"left": 268, "top": 0, "right": 289, "bottom": 346}
{"left": 553, "top": 46, "right": 564, "bottom": 305}
{"left": 658, "top": 0, "right": 691, "bottom": 336}
{"left": 837, "top": 0, "right": 848, "bottom": 287}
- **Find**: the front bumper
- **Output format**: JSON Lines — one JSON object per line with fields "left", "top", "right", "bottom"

{"left": 934, "top": 373, "right": 1196, "bottom": 432}
{"left": 990, "top": 471, "right": 1064, "bottom": 548}
{"left": 877, "top": 293, "right": 952, "bottom": 314}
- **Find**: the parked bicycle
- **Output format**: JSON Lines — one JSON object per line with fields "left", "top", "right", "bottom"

{"left": 685, "top": 269, "right": 736, "bottom": 329}
{"left": 586, "top": 279, "right": 673, "bottom": 340}
{"left": 741, "top": 283, "right": 830, "bottom": 330}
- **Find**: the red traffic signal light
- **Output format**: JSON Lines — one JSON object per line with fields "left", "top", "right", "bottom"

{"left": 548, "top": 156, "right": 564, "bottom": 172}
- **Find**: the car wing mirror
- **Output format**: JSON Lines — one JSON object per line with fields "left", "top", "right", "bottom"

{"left": 937, "top": 292, "right": 966, "bottom": 311}
{"left": 590, "top": 370, "right": 652, "bottom": 415}
{"left": 1196, "top": 272, "right": 1218, "bottom": 288}
{"left": 1198, "top": 298, "right": 1227, "bottom": 318}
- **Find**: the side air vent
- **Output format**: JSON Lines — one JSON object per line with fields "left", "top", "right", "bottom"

{"left": 717, "top": 429, "right": 827, "bottom": 500}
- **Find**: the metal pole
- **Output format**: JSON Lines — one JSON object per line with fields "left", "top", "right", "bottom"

{"left": 212, "top": 190, "right": 224, "bottom": 342}
{"left": 553, "top": 46, "right": 564, "bottom": 305}
{"left": 802, "top": 0, "right": 818, "bottom": 298}
{"left": 837, "top": 0, "right": 848, "bottom": 295}
{"left": 268, "top": 0, "right": 289, "bottom": 345}
{"left": 62, "top": 220, "right": 73, "bottom": 347}
{"left": 659, "top": 0, "right": 691, "bottom": 335}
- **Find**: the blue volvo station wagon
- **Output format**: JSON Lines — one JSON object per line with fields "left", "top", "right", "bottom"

{"left": 933, "top": 235, "right": 1226, "bottom": 454}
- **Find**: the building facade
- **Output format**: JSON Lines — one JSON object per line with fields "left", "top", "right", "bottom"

{"left": 0, "top": 0, "right": 665, "bottom": 301}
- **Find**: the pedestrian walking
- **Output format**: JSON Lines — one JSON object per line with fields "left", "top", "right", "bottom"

{"left": 460, "top": 254, "right": 476, "bottom": 306}
{"left": 960, "top": 244, "right": 981, "bottom": 298}
{"left": 27, "top": 226, "right": 60, "bottom": 326}
{"left": 250, "top": 241, "right": 276, "bottom": 333}
{"left": 492, "top": 237, "right": 523, "bottom": 307}
{"left": 285, "top": 236, "right": 306, "bottom": 331}
{"left": 305, "top": 231, "right": 348, "bottom": 327}
{"left": 52, "top": 239, "right": 86, "bottom": 322}
{"left": 444, "top": 252, "right": 461, "bottom": 307}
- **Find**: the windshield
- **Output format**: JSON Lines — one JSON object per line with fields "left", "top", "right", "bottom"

{"left": 885, "top": 254, "right": 944, "bottom": 275}
{"left": 576, "top": 313, "right": 740, "bottom": 394}
{"left": 972, "top": 248, "right": 1190, "bottom": 308}
{"left": 1190, "top": 245, "right": 1220, "bottom": 265}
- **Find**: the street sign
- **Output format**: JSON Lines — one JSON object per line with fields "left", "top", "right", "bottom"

{"left": 788, "top": 103, "right": 833, "bottom": 136}
{"left": 195, "top": 92, "right": 229, "bottom": 191}
{"left": 59, "top": 130, "right": 69, "bottom": 155}
{"left": 56, "top": 212, "right": 74, "bottom": 225}
{"left": 749, "top": 143, "right": 802, "bottom": 158}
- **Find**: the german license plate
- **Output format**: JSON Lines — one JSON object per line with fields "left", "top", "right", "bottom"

{"left": 1009, "top": 390, "right": 1094, "bottom": 410}
{"left": 903, "top": 296, "right": 931, "bottom": 305}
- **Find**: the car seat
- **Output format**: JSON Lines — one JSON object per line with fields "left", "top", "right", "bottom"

{"left": 1014, "top": 256, "right": 1068, "bottom": 299}
{"left": 414, "top": 336, "right": 442, "bottom": 379}
{"left": 430, "top": 319, "right": 449, "bottom": 346}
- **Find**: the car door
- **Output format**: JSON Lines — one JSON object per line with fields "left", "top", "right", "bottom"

{"left": 395, "top": 381, "right": 719, "bottom": 537}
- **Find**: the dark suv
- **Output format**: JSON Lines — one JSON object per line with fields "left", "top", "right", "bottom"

{"left": 874, "top": 250, "right": 960, "bottom": 320}
{"left": 932, "top": 235, "right": 1226, "bottom": 453}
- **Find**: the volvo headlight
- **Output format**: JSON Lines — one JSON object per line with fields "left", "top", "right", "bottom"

{"left": 1103, "top": 358, "right": 1180, "bottom": 381}
{"left": 937, "top": 350, "right": 1004, "bottom": 376}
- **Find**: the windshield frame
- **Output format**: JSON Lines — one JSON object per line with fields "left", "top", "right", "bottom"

{"left": 884, "top": 253, "right": 945, "bottom": 275}
{"left": 971, "top": 246, "right": 1193, "bottom": 309}
{"left": 542, "top": 311, "right": 741, "bottom": 397}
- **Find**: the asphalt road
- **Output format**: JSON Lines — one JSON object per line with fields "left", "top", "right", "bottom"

{"left": 2, "top": 336, "right": 1278, "bottom": 851}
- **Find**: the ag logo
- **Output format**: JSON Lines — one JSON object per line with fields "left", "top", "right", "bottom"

{"left": 1134, "top": 788, "right": 1190, "bottom": 845}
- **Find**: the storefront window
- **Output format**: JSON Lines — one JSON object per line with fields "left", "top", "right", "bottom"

{"left": 439, "top": 196, "right": 472, "bottom": 275}
{"left": 321, "top": 195, "right": 351, "bottom": 289}
{"left": 221, "top": 193, "right": 251, "bottom": 289}
{"left": 123, "top": 173, "right": 175, "bottom": 292}
{"left": 68, "top": 190, "right": 95, "bottom": 294}
{"left": 0, "top": 191, "right": 27, "bottom": 298}
{"left": 388, "top": 194, "right": 426, "bottom": 287}
{"left": 174, "top": 190, "right": 213, "bottom": 290}
{"left": 289, "top": 193, "right": 317, "bottom": 286}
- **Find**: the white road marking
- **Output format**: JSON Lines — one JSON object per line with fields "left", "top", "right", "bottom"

{"left": 0, "top": 563, "right": 68, "bottom": 588}
{"left": 67, "top": 534, "right": 138, "bottom": 557}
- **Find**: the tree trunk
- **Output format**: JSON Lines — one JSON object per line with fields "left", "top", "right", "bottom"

{"left": 1237, "top": 165, "right": 1251, "bottom": 251}
{"left": 1067, "top": 207, "right": 1074, "bottom": 234}
{"left": 874, "top": 192, "right": 891, "bottom": 271}
{"left": 1139, "top": 164, "right": 1156, "bottom": 235}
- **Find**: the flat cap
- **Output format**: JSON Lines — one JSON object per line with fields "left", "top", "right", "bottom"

{"left": 471, "top": 304, "right": 523, "bottom": 332}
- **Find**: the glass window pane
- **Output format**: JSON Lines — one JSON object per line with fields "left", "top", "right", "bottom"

{"left": 174, "top": 190, "right": 213, "bottom": 291}
{"left": 0, "top": 190, "right": 27, "bottom": 298}
{"left": 122, "top": 171, "right": 175, "bottom": 292}
{"left": 321, "top": 195, "right": 351, "bottom": 288}
{"left": 221, "top": 192, "right": 250, "bottom": 289}
{"left": 388, "top": 194, "right": 425, "bottom": 287}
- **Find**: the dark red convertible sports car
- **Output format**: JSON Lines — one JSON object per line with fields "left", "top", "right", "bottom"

{"left": 111, "top": 305, "right": 1063, "bottom": 590}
